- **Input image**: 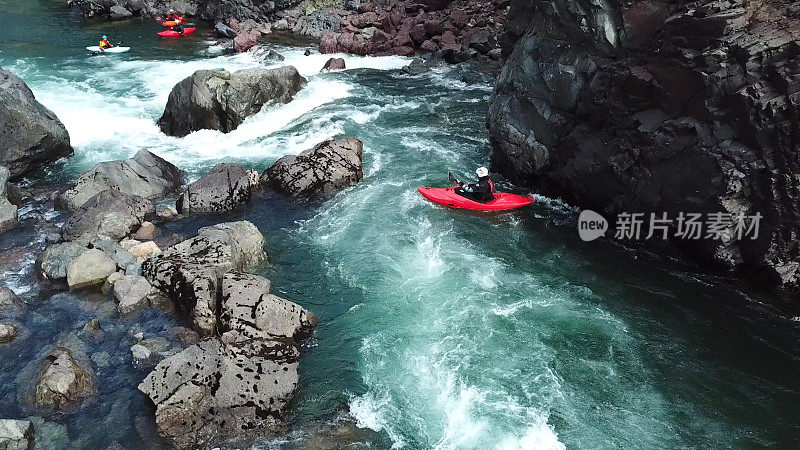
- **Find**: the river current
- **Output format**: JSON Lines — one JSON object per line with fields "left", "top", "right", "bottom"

{"left": 1, "top": 1, "right": 800, "bottom": 448}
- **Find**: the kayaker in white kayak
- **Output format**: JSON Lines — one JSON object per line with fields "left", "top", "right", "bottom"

{"left": 98, "top": 35, "right": 113, "bottom": 51}
{"left": 450, "top": 166, "right": 495, "bottom": 203}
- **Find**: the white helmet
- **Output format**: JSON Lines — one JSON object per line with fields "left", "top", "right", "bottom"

{"left": 476, "top": 166, "right": 489, "bottom": 177}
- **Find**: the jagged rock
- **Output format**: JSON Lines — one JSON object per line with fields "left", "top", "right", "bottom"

{"left": 40, "top": 242, "right": 85, "bottom": 280}
{"left": 262, "top": 138, "right": 363, "bottom": 197}
{"left": 34, "top": 346, "right": 93, "bottom": 409}
{"left": 56, "top": 150, "right": 183, "bottom": 211}
{"left": 220, "top": 272, "right": 317, "bottom": 340}
{"left": 61, "top": 189, "right": 155, "bottom": 242}
{"left": 113, "top": 275, "right": 152, "bottom": 316}
{"left": 215, "top": 21, "right": 237, "bottom": 38}
{"left": 142, "top": 221, "right": 266, "bottom": 333}
{"left": 0, "top": 69, "right": 72, "bottom": 179}
{"left": 0, "top": 419, "right": 33, "bottom": 450}
{"left": 0, "top": 322, "right": 18, "bottom": 343}
{"left": 175, "top": 163, "right": 259, "bottom": 214}
{"left": 138, "top": 331, "right": 300, "bottom": 449}
{"left": 234, "top": 31, "right": 260, "bottom": 52}
{"left": 66, "top": 249, "right": 117, "bottom": 290}
{"left": 321, "top": 57, "right": 346, "bottom": 71}
{"left": 0, "top": 166, "right": 17, "bottom": 234}
{"left": 157, "top": 66, "right": 307, "bottom": 137}
{"left": 488, "top": 0, "right": 800, "bottom": 291}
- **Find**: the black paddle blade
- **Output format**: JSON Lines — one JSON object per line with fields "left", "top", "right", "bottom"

{"left": 448, "top": 172, "right": 457, "bottom": 184}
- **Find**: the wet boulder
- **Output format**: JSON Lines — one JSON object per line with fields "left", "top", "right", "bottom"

{"left": 262, "top": 138, "right": 363, "bottom": 197}
{"left": 0, "top": 69, "right": 72, "bottom": 179}
{"left": 61, "top": 189, "right": 155, "bottom": 242}
{"left": 175, "top": 163, "right": 259, "bottom": 214}
{"left": 142, "top": 221, "right": 266, "bottom": 334}
{"left": 0, "top": 322, "right": 18, "bottom": 343}
{"left": 0, "top": 166, "right": 17, "bottom": 234}
{"left": 34, "top": 346, "right": 93, "bottom": 409}
{"left": 57, "top": 150, "right": 183, "bottom": 211}
{"left": 158, "top": 66, "right": 307, "bottom": 137}
{"left": 321, "top": 57, "right": 346, "bottom": 71}
{"left": 0, "top": 286, "right": 22, "bottom": 313}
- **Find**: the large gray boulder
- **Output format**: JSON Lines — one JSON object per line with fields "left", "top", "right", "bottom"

{"left": 57, "top": 150, "right": 183, "bottom": 211}
{"left": 262, "top": 138, "right": 363, "bottom": 197}
{"left": 34, "top": 346, "right": 93, "bottom": 410}
{"left": 220, "top": 272, "right": 317, "bottom": 341}
{"left": 158, "top": 66, "right": 307, "bottom": 137}
{"left": 113, "top": 275, "right": 152, "bottom": 315}
{"left": 61, "top": 189, "right": 155, "bottom": 242}
{"left": 142, "top": 221, "right": 266, "bottom": 333}
{"left": 488, "top": 0, "right": 800, "bottom": 291}
{"left": 0, "top": 419, "right": 33, "bottom": 450}
{"left": 0, "top": 166, "right": 17, "bottom": 234}
{"left": 0, "top": 68, "right": 72, "bottom": 179}
{"left": 176, "top": 163, "right": 259, "bottom": 214}
{"left": 138, "top": 331, "right": 299, "bottom": 449}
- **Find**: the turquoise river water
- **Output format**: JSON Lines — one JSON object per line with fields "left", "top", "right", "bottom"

{"left": 1, "top": 0, "right": 800, "bottom": 448}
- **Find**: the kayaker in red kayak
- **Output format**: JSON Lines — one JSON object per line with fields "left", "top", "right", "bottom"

{"left": 165, "top": 9, "right": 181, "bottom": 21}
{"left": 98, "top": 35, "right": 114, "bottom": 50}
{"left": 450, "top": 167, "right": 495, "bottom": 203}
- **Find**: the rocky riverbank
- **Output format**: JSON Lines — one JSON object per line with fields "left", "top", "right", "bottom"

{"left": 488, "top": 0, "right": 800, "bottom": 294}
{"left": 0, "top": 64, "right": 368, "bottom": 448}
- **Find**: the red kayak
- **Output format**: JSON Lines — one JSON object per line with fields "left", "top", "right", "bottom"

{"left": 418, "top": 186, "right": 534, "bottom": 211}
{"left": 157, "top": 27, "right": 196, "bottom": 37}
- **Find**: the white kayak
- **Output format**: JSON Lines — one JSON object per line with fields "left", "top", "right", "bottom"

{"left": 86, "top": 46, "right": 130, "bottom": 54}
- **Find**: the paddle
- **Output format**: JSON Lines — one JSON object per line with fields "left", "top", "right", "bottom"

{"left": 448, "top": 172, "right": 459, "bottom": 185}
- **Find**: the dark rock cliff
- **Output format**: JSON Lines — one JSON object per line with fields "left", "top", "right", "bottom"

{"left": 488, "top": 0, "right": 800, "bottom": 292}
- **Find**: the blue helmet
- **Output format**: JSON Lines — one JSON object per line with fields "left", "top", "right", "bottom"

{"left": 102, "top": 35, "right": 107, "bottom": 39}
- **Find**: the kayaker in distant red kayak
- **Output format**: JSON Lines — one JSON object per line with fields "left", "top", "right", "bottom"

{"left": 165, "top": 9, "right": 180, "bottom": 21}
{"left": 98, "top": 35, "right": 113, "bottom": 50}
{"left": 450, "top": 167, "right": 495, "bottom": 203}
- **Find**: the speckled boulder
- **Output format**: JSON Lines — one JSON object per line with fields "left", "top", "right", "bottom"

{"left": 34, "top": 346, "right": 93, "bottom": 409}
{"left": 262, "top": 138, "right": 363, "bottom": 197}
{"left": 138, "top": 331, "right": 299, "bottom": 449}
{"left": 175, "top": 163, "right": 259, "bottom": 214}
{"left": 220, "top": 272, "right": 317, "bottom": 341}
{"left": 142, "top": 221, "right": 266, "bottom": 334}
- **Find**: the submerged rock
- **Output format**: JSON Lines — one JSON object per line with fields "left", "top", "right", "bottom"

{"left": 61, "top": 189, "right": 155, "bottom": 242}
{"left": 157, "top": 66, "right": 307, "bottom": 137}
{"left": 66, "top": 249, "right": 117, "bottom": 290}
{"left": 34, "top": 346, "right": 93, "bottom": 409}
{"left": 262, "top": 138, "right": 364, "bottom": 197}
{"left": 0, "top": 166, "right": 17, "bottom": 234}
{"left": 142, "top": 221, "right": 266, "bottom": 333}
{"left": 0, "top": 286, "right": 22, "bottom": 312}
{"left": 0, "top": 69, "right": 72, "bottom": 179}
{"left": 175, "top": 163, "right": 260, "bottom": 214}
{"left": 57, "top": 150, "right": 183, "bottom": 211}
{"left": 0, "top": 419, "right": 33, "bottom": 450}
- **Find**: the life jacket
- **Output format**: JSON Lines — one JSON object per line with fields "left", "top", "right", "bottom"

{"left": 99, "top": 39, "right": 110, "bottom": 49}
